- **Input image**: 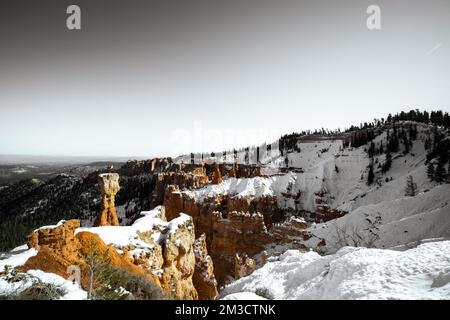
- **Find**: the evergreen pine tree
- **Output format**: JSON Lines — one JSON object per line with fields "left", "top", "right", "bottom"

{"left": 404, "top": 175, "right": 417, "bottom": 196}
{"left": 427, "top": 162, "right": 435, "bottom": 181}
{"left": 434, "top": 159, "right": 446, "bottom": 183}
{"left": 368, "top": 142, "right": 375, "bottom": 158}
{"left": 424, "top": 137, "right": 430, "bottom": 150}
{"left": 382, "top": 152, "right": 392, "bottom": 173}
{"left": 403, "top": 137, "right": 409, "bottom": 154}
{"left": 367, "top": 163, "right": 374, "bottom": 185}
{"left": 256, "top": 147, "right": 260, "bottom": 164}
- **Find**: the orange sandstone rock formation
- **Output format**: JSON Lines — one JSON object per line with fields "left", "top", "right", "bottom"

{"left": 212, "top": 164, "right": 223, "bottom": 185}
{"left": 22, "top": 205, "right": 224, "bottom": 300}
{"left": 27, "top": 219, "right": 80, "bottom": 254}
{"left": 159, "top": 214, "right": 198, "bottom": 299}
{"left": 229, "top": 163, "right": 238, "bottom": 178}
{"left": 23, "top": 220, "right": 162, "bottom": 291}
{"left": 161, "top": 183, "right": 313, "bottom": 284}
{"left": 234, "top": 253, "right": 256, "bottom": 279}
{"left": 193, "top": 234, "right": 218, "bottom": 300}
{"left": 260, "top": 250, "right": 269, "bottom": 266}
{"left": 164, "top": 185, "right": 185, "bottom": 220}
{"left": 150, "top": 171, "right": 209, "bottom": 208}
{"left": 94, "top": 173, "right": 120, "bottom": 227}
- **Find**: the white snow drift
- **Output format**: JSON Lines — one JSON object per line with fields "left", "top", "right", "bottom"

{"left": 221, "top": 241, "right": 450, "bottom": 300}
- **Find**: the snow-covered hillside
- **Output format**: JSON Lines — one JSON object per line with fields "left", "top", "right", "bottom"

{"left": 306, "top": 184, "right": 450, "bottom": 253}
{"left": 221, "top": 241, "right": 450, "bottom": 300}
{"left": 179, "top": 123, "right": 443, "bottom": 214}
{"left": 178, "top": 122, "right": 449, "bottom": 252}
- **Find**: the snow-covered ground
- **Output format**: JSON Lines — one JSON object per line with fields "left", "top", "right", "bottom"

{"left": 221, "top": 241, "right": 450, "bottom": 300}
{"left": 306, "top": 184, "right": 450, "bottom": 253}
{"left": 0, "top": 245, "right": 37, "bottom": 270}
{"left": 0, "top": 269, "right": 87, "bottom": 300}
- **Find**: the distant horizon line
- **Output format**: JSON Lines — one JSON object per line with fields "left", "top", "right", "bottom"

{"left": 0, "top": 154, "right": 154, "bottom": 164}
{"left": 1, "top": 108, "right": 448, "bottom": 161}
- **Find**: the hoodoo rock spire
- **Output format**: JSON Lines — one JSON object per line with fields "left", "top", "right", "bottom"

{"left": 94, "top": 173, "right": 120, "bottom": 227}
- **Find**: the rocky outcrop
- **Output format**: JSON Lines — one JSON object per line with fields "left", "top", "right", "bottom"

{"left": 260, "top": 250, "right": 269, "bottom": 265}
{"left": 147, "top": 162, "right": 269, "bottom": 215}
{"left": 159, "top": 213, "right": 198, "bottom": 299}
{"left": 23, "top": 220, "right": 162, "bottom": 291}
{"left": 227, "top": 195, "right": 280, "bottom": 227}
{"left": 164, "top": 184, "right": 279, "bottom": 284}
{"left": 234, "top": 164, "right": 263, "bottom": 179}
{"left": 210, "top": 211, "right": 269, "bottom": 256}
{"left": 212, "top": 164, "right": 223, "bottom": 185}
{"left": 162, "top": 184, "right": 289, "bottom": 284}
{"left": 164, "top": 184, "right": 281, "bottom": 228}
{"left": 150, "top": 158, "right": 173, "bottom": 172}
{"left": 150, "top": 172, "right": 209, "bottom": 208}
{"left": 118, "top": 158, "right": 176, "bottom": 176}
{"left": 94, "top": 173, "right": 120, "bottom": 227}
{"left": 193, "top": 234, "right": 218, "bottom": 300}
{"left": 210, "top": 211, "right": 276, "bottom": 284}
{"left": 27, "top": 220, "right": 80, "bottom": 254}
{"left": 315, "top": 205, "right": 347, "bottom": 223}
{"left": 234, "top": 253, "right": 256, "bottom": 279}
{"left": 22, "top": 206, "right": 216, "bottom": 299}
{"left": 228, "top": 163, "right": 237, "bottom": 178}
{"left": 164, "top": 185, "right": 186, "bottom": 221}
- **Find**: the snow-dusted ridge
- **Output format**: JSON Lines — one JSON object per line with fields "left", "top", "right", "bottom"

{"left": 76, "top": 206, "right": 192, "bottom": 251}
{"left": 184, "top": 174, "right": 295, "bottom": 203}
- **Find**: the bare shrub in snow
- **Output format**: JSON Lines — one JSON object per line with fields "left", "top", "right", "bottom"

{"left": 0, "top": 268, "right": 67, "bottom": 300}
{"left": 332, "top": 215, "right": 382, "bottom": 249}
{"left": 333, "top": 224, "right": 365, "bottom": 248}
{"left": 123, "top": 273, "right": 164, "bottom": 300}
{"left": 254, "top": 287, "right": 274, "bottom": 300}
{"left": 17, "top": 279, "right": 67, "bottom": 300}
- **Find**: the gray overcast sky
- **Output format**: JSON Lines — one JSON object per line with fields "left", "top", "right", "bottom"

{"left": 1, "top": 0, "right": 449, "bottom": 157}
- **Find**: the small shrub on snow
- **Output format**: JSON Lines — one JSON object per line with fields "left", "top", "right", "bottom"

{"left": 254, "top": 287, "right": 274, "bottom": 300}
{"left": 123, "top": 272, "right": 164, "bottom": 300}
{"left": 1, "top": 265, "right": 28, "bottom": 283}
{"left": 83, "top": 243, "right": 163, "bottom": 300}
{"left": 18, "top": 279, "right": 67, "bottom": 300}
{"left": 84, "top": 243, "right": 129, "bottom": 300}
{"left": 0, "top": 268, "right": 67, "bottom": 300}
